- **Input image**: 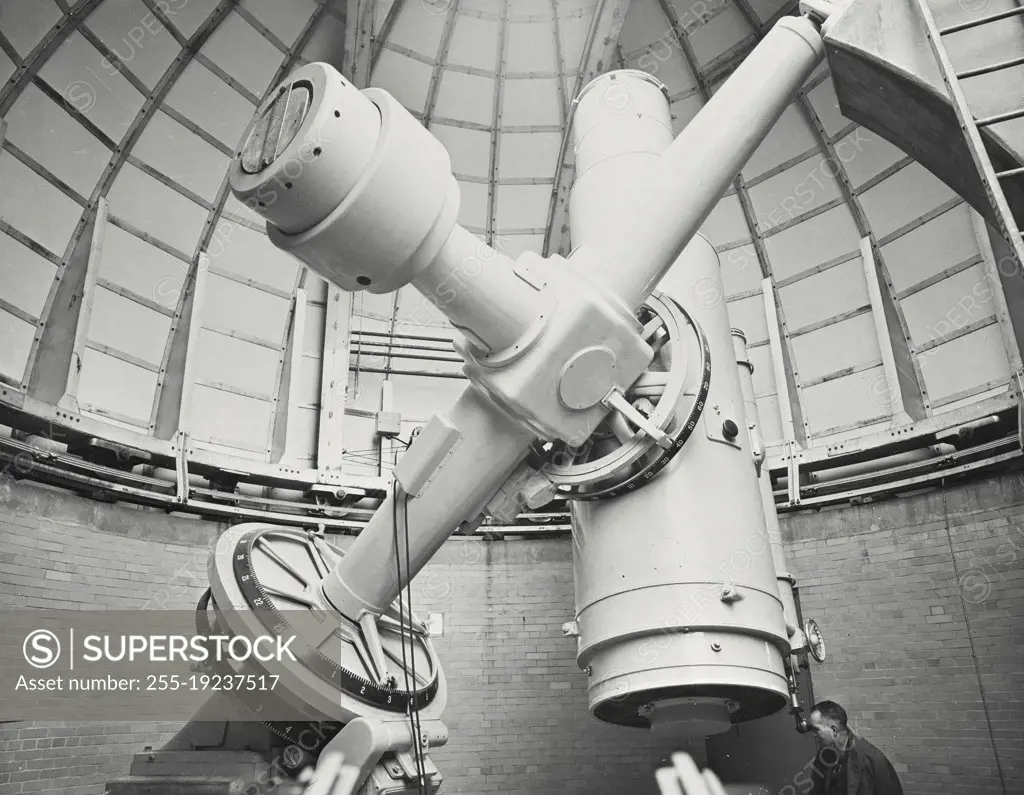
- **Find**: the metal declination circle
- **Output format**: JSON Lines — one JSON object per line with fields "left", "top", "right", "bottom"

{"left": 207, "top": 525, "right": 443, "bottom": 730}
{"left": 539, "top": 292, "right": 711, "bottom": 501}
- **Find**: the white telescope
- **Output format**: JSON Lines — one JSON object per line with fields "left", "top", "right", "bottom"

{"left": 210, "top": 11, "right": 828, "bottom": 792}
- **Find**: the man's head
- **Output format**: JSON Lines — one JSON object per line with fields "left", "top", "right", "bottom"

{"left": 808, "top": 700, "right": 849, "bottom": 750}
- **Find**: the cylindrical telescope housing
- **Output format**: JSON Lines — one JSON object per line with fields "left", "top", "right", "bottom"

{"left": 569, "top": 18, "right": 824, "bottom": 311}
{"left": 568, "top": 71, "right": 790, "bottom": 737}
{"left": 733, "top": 329, "right": 804, "bottom": 650}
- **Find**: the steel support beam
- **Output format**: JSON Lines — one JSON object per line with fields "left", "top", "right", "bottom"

{"left": 152, "top": 254, "right": 209, "bottom": 438}
{"left": 343, "top": 0, "right": 376, "bottom": 86}
{"left": 485, "top": 0, "right": 511, "bottom": 247}
{"left": 24, "top": 196, "right": 105, "bottom": 403}
{"left": 860, "top": 236, "right": 913, "bottom": 424}
{"left": 57, "top": 197, "right": 109, "bottom": 413}
{"left": 763, "top": 277, "right": 802, "bottom": 444}
{"left": 972, "top": 209, "right": 1024, "bottom": 381}
{"left": 318, "top": 286, "right": 354, "bottom": 475}
{"left": 270, "top": 288, "right": 308, "bottom": 463}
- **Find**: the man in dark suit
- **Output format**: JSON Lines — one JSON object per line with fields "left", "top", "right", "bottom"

{"left": 805, "top": 700, "right": 904, "bottom": 795}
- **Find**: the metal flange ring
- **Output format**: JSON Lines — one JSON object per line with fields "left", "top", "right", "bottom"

{"left": 540, "top": 293, "right": 711, "bottom": 501}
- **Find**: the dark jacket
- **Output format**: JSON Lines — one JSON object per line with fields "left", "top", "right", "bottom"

{"left": 809, "top": 733, "right": 904, "bottom": 795}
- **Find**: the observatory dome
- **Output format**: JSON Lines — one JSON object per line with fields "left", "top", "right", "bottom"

{"left": 0, "top": 0, "right": 1019, "bottom": 513}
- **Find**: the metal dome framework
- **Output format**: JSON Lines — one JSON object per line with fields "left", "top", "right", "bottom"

{"left": 0, "top": 0, "right": 1022, "bottom": 531}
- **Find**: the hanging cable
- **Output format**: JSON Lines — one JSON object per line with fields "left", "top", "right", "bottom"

{"left": 391, "top": 481, "right": 427, "bottom": 795}
{"left": 401, "top": 484, "right": 428, "bottom": 790}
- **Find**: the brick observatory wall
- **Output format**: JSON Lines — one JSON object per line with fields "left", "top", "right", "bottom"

{"left": 782, "top": 472, "right": 1024, "bottom": 795}
{"left": 0, "top": 475, "right": 695, "bottom": 795}
{"left": 0, "top": 469, "right": 1022, "bottom": 794}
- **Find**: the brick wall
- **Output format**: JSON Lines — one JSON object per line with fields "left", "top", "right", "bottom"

{"left": 781, "top": 472, "right": 1024, "bottom": 795}
{"left": 0, "top": 476, "right": 697, "bottom": 795}
{"left": 1, "top": 469, "right": 1021, "bottom": 795}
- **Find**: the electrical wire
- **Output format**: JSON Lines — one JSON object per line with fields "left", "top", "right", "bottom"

{"left": 391, "top": 481, "right": 427, "bottom": 795}
{"left": 401, "top": 485, "right": 428, "bottom": 790}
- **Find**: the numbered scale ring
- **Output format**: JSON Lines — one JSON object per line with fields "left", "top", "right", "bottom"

{"left": 540, "top": 292, "right": 711, "bottom": 500}
{"left": 207, "top": 525, "right": 446, "bottom": 729}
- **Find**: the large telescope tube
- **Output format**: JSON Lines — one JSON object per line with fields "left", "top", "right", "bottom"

{"left": 567, "top": 71, "right": 791, "bottom": 737}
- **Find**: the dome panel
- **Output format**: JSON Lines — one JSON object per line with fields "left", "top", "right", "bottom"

{"left": 749, "top": 153, "right": 844, "bottom": 231}
{"left": 395, "top": 285, "right": 450, "bottom": 328}
{"left": 699, "top": 193, "right": 749, "bottom": 246}
{"left": 0, "top": 233, "right": 54, "bottom": 318}
{"left": 719, "top": 245, "right": 762, "bottom": 295}
{"left": 495, "top": 184, "right": 550, "bottom": 229}
{"left": 834, "top": 126, "right": 905, "bottom": 190}
{"left": 203, "top": 272, "right": 291, "bottom": 343}
{"left": 742, "top": 105, "right": 817, "bottom": 181}
{"left": 107, "top": 163, "right": 208, "bottom": 256}
{"left": 241, "top": 0, "right": 319, "bottom": 48}
{"left": 628, "top": 47, "right": 698, "bottom": 97}
{"left": 619, "top": 1, "right": 673, "bottom": 56}
{"left": 348, "top": 370, "right": 383, "bottom": 412}
{"left": 391, "top": 374, "right": 465, "bottom": 422}
{"left": 554, "top": 9, "right": 593, "bottom": 73}
{"left": 748, "top": 342, "right": 778, "bottom": 397}
{"left": 690, "top": 5, "right": 752, "bottom": 68}
{"left": 202, "top": 10, "right": 284, "bottom": 98}
{"left": 389, "top": 1, "right": 449, "bottom": 56}
{"left": 165, "top": 60, "right": 256, "bottom": 148}
{"left": 881, "top": 204, "right": 977, "bottom": 294}
{"left": 165, "top": 0, "right": 222, "bottom": 39}
{"left": 86, "top": 0, "right": 180, "bottom": 89}
{"left": 455, "top": 179, "right": 488, "bottom": 229}
{"left": 40, "top": 31, "right": 145, "bottom": 143}
{"left": 224, "top": 192, "right": 265, "bottom": 226}
{"left": 343, "top": 414, "right": 379, "bottom": 474}
{"left": 5, "top": 84, "right": 109, "bottom": 198}
{"left": 747, "top": 0, "right": 794, "bottom": 25}
{"left": 502, "top": 78, "right": 560, "bottom": 127}
{"left": 0, "top": 312, "right": 33, "bottom": 383}
{"left": 725, "top": 293, "right": 768, "bottom": 343}
{"left": 790, "top": 312, "right": 880, "bottom": 383}
{"left": 0, "top": 152, "right": 81, "bottom": 256}
{"left": 298, "top": 10, "right": 346, "bottom": 68}
{"left": 430, "top": 123, "right": 491, "bottom": 177}
{"left": 900, "top": 263, "right": 994, "bottom": 344}
{"left": 0, "top": 0, "right": 61, "bottom": 56}
{"left": 493, "top": 233, "right": 544, "bottom": 259}
{"left": 778, "top": 256, "right": 870, "bottom": 331}
{"left": 97, "top": 224, "right": 189, "bottom": 313}
{"left": 917, "top": 326, "right": 1010, "bottom": 405}
{"left": 206, "top": 220, "right": 300, "bottom": 294}
{"left": 864, "top": 162, "right": 958, "bottom": 237}
{"left": 77, "top": 346, "right": 158, "bottom": 425}
{"left": 859, "top": 161, "right": 958, "bottom": 240}
{"left": 193, "top": 327, "right": 280, "bottom": 399}
{"left": 432, "top": 70, "right": 494, "bottom": 125}
{"left": 446, "top": 14, "right": 500, "bottom": 70}
{"left": 803, "top": 78, "right": 848, "bottom": 139}
{"left": 669, "top": 93, "right": 703, "bottom": 134}
{"left": 756, "top": 393, "right": 784, "bottom": 444}
{"left": 507, "top": 22, "right": 557, "bottom": 73}
{"left": 189, "top": 383, "right": 272, "bottom": 453}
{"left": 0, "top": 47, "right": 15, "bottom": 85}
{"left": 133, "top": 110, "right": 232, "bottom": 202}
{"left": 87, "top": 287, "right": 172, "bottom": 366}
{"left": 801, "top": 364, "right": 888, "bottom": 437}
{"left": 763, "top": 204, "right": 861, "bottom": 281}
